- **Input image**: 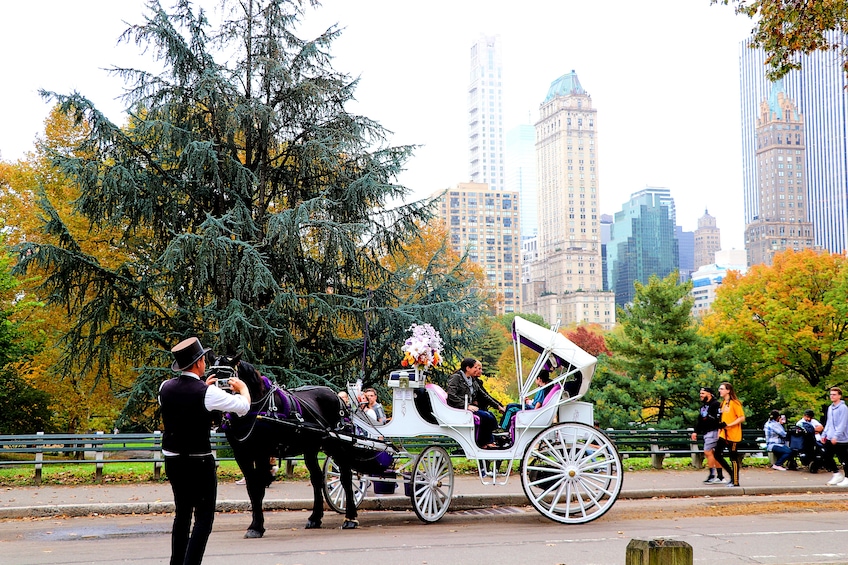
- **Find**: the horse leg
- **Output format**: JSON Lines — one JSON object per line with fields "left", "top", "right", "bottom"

{"left": 303, "top": 449, "right": 325, "bottom": 529}
{"left": 239, "top": 452, "right": 270, "bottom": 538}
{"left": 339, "top": 461, "right": 359, "bottom": 529}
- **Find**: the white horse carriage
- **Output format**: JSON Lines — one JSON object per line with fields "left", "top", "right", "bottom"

{"left": 322, "top": 316, "right": 623, "bottom": 524}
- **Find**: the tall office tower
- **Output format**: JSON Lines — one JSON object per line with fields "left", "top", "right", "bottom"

{"left": 744, "top": 82, "right": 815, "bottom": 266}
{"left": 468, "top": 35, "right": 504, "bottom": 192}
{"left": 506, "top": 124, "right": 537, "bottom": 239}
{"left": 522, "top": 71, "right": 614, "bottom": 329}
{"left": 434, "top": 182, "right": 521, "bottom": 314}
{"left": 740, "top": 36, "right": 848, "bottom": 254}
{"left": 607, "top": 187, "right": 680, "bottom": 308}
{"left": 676, "top": 226, "right": 695, "bottom": 282}
{"left": 694, "top": 209, "right": 722, "bottom": 269}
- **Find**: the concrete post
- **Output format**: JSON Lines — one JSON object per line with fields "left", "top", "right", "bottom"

{"left": 626, "top": 539, "right": 693, "bottom": 565}
{"left": 34, "top": 431, "right": 44, "bottom": 486}
{"left": 94, "top": 431, "right": 104, "bottom": 483}
{"left": 153, "top": 431, "right": 162, "bottom": 480}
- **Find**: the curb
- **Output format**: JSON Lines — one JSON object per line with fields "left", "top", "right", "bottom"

{"left": 1, "top": 486, "right": 843, "bottom": 519}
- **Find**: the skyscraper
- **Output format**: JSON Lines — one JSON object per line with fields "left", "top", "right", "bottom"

{"left": 434, "top": 182, "right": 521, "bottom": 314}
{"left": 505, "top": 124, "right": 537, "bottom": 239}
{"left": 744, "top": 82, "right": 815, "bottom": 266}
{"left": 522, "top": 71, "right": 614, "bottom": 329}
{"left": 468, "top": 35, "right": 504, "bottom": 192}
{"left": 607, "top": 187, "right": 680, "bottom": 307}
{"left": 740, "top": 36, "right": 848, "bottom": 254}
{"left": 694, "top": 209, "right": 722, "bottom": 269}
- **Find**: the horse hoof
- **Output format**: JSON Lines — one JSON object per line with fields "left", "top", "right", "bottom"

{"left": 305, "top": 520, "right": 322, "bottom": 529}
{"left": 244, "top": 529, "right": 264, "bottom": 539}
{"left": 342, "top": 519, "right": 359, "bottom": 530}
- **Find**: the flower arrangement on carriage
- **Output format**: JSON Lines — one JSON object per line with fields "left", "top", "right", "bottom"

{"left": 400, "top": 323, "right": 444, "bottom": 373}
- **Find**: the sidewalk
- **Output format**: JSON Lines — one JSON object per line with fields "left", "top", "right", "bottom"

{"left": 0, "top": 466, "right": 844, "bottom": 519}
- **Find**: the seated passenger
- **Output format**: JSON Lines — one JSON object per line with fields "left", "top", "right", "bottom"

{"left": 446, "top": 358, "right": 504, "bottom": 448}
{"left": 363, "top": 387, "right": 387, "bottom": 424}
{"left": 500, "top": 370, "right": 552, "bottom": 429}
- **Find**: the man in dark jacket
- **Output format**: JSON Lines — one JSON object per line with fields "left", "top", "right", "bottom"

{"left": 691, "top": 386, "right": 724, "bottom": 484}
{"left": 160, "top": 337, "right": 251, "bottom": 565}
{"left": 445, "top": 358, "right": 504, "bottom": 448}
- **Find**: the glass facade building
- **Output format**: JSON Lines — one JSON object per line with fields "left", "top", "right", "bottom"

{"left": 740, "top": 35, "right": 848, "bottom": 254}
{"left": 607, "top": 188, "right": 680, "bottom": 307}
{"left": 469, "top": 35, "right": 504, "bottom": 192}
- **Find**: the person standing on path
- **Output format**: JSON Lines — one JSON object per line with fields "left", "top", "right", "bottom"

{"left": 159, "top": 337, "right": 251, "bottom": 565}
{"left": 714, "top": 382, "right": 745, "bottom": 487}
{"left": 691, "top": 386, "right": 724, "bottom": 484}
{"left": 821, "top": 386, "right": 848, "bottom": 487}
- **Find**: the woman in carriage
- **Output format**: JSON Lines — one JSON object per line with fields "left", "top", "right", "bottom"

{"left": 499, "top": 370, "right": 552, "bottom": 431}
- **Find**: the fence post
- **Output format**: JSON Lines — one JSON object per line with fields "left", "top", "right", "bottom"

{"left": 211, "top": 431, "right": 219, "bottom": 469}
{"left": 687, "top": 428, "right": 703, "bottom": 469}
{"left": 34, "top": 431, "right": 44, "bottom": 486}
{"left": 648, "top": 428, "right": 664, "bottom": 469}
{"left": 153, "top": 431, "right": 163, "bottom": 480}
{"left": 626, "top": 539, "right": 693, "bottom": 565}
{"left": 95, "top": 431, "right": 104, "bottom": 483}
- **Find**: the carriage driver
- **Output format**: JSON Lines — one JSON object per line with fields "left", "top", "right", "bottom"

{"left": 446, "top": 358, "right": 505, "bottom": 449}
{"left": 159, "top": 337, "right": 251, "bottom": 565}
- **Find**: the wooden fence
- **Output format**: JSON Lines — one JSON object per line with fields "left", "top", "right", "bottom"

{"left": 0, "top": 428, "right": 767, "bottom": 484}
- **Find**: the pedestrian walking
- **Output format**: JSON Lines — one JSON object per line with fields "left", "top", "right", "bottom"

{"left": 160, "top": 337, "right": 251, "bottom": 565}
{"left": 821, "top": 386, "right": 848, "bottom": 487}
{"left": 691, "top": 386, "right": 724, "bottom": 484}
{"left": 714, "top": 381, "right": 745, "bottom": 487}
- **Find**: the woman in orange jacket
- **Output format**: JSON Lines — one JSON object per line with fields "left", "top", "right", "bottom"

{"left": 714, "top": 381, "right": 746, "bottom": 487}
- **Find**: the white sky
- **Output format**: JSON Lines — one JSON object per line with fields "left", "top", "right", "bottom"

{"left": 0, "top": 0, "right": 756, "bottom": 249}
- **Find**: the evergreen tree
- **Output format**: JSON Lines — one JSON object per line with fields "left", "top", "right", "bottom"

{"left": 586, "top": 272, "right": 722, "bottom": 429}
{"left": 15, "top": 0, "right": 485, "bottom": 429}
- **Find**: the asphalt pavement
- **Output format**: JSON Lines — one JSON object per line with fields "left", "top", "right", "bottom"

{"left": 1, "top": 465, "right": 846, "bottom": 519}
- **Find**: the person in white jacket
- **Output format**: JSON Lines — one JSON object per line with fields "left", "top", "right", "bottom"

{"left": 821, "top": 387, "right": 848, "bottom": 486}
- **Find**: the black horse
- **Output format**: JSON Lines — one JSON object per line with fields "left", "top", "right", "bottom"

{"left": 215, "top": 353, "right": 369, "bottom": 536}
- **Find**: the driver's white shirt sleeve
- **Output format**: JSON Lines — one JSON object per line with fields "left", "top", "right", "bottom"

{"left": 204, "top": 383, "right": 250, "bottom": 416}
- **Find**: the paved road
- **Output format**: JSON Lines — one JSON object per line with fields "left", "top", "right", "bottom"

{"left": 2, "top": 499, "right": 848, "bottom": 565}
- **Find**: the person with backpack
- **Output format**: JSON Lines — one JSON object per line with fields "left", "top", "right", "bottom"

{"left": 691, "top": 386, "right": 724, "bottom": 484}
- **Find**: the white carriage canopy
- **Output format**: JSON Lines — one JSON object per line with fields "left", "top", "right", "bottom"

{"left": 511, "top": 316, "right": 597, "bottom": 401}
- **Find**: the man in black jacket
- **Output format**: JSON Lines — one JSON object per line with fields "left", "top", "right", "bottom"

{"left": 445, "top": 358, "right": 504, "bottom": 448}
{"left": 691, "top": 386, "right": 724, "bottom": 484}
{"left": 160, "top": 337, "right": 251, "bottom": 565}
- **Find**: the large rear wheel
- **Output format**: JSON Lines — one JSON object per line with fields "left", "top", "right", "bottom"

{"left": 521, "top": 422, "right": 622, "bottom": 524}
{"left": 410, "top": 445, "right": 454, "bottom": 523}
{"left": 322, "top": 456, "right": 368, "bottom": 514}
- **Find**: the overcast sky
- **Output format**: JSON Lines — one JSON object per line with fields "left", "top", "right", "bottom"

{"left": 0, "top": 0, "right": 756, "bottom": 248}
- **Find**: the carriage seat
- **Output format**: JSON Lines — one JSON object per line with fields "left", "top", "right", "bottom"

{"left": 424, "top": 383, "right": 476, "bottom": 427}
{"left": 510, "top": 384, "right": 563, "bottom": 439}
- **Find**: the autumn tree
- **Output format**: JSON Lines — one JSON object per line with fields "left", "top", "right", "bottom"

{"left": 714, "top": 0, "right": 848, "bottom": 80}
{"left": 0, "top": 108, "right": 139, "bottom": 432}
{"left": 565, "top": 325, "right": 610, "bottom": 358}
{"left": 15, "top": 0, "right": 486, "bottom": 430}
{"left": 702, "top": 249, "right": 848, "bottom": 394}
{"left": 586, "top": 273, "right": 723, "bottom": 429}
{"left": 0, "top": 236, "right": 53, "bottom": 434}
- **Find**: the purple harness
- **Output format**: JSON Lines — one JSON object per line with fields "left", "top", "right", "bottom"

{"left": 252, "top": 376, "right": 304, "bottom": 420}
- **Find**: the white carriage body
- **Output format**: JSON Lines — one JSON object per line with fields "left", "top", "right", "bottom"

{"left": 333, "top": 316, "right": 622, "bottom": 525}
{"left": 347, "top": 316, "right": 598, "bottom": 463}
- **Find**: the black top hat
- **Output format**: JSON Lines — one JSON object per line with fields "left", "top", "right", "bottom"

{"left": 171, "top": 337, "right": 211, "bottom": 372}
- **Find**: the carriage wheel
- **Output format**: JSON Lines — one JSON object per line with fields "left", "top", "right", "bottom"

{"left": 521, "top": 422, "right": 622, "bottom": 524}
{"left": 322, "top": 456, "right": 368, "bottom": 514}
{"left": 410, "top": 445, "right": 454, "bottom": 523}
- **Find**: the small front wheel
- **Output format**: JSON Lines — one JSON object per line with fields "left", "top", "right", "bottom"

{"left": 521, "top": 422, "right": 622, "bottom": 524}
{"left": 410, "top": 445, "right": 454, "bottom": 523}
{"left": 322, "top": 456, "right": 368, "bottom": 514}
